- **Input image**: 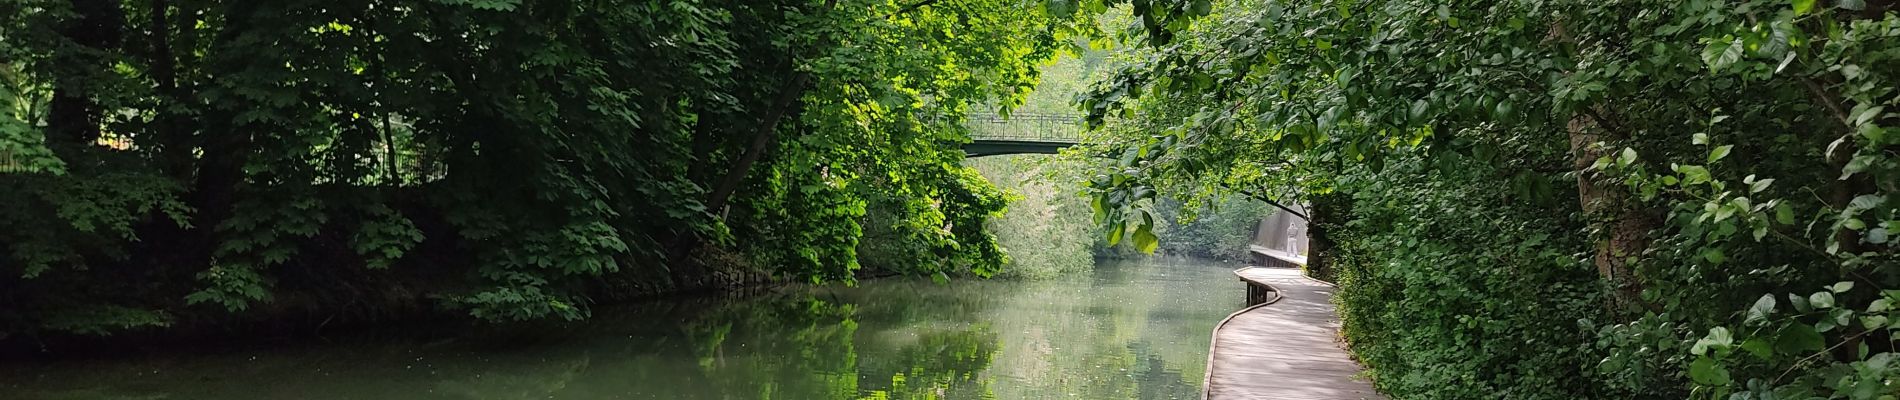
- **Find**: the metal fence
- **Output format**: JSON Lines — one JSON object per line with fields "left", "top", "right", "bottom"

{"left": 964, "top": 112, "right": 1085, "bottom": 143}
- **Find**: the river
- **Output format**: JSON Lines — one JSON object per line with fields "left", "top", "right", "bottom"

{"left": 1, "top": 257, "right": 1242, "bottom": 400}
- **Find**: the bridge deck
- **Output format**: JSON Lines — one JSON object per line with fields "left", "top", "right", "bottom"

{"left": 963, "top": 139, "right": 1073, "bottom": 157}
{"left": 1248, "top": 245, "right": 1308, "bottom": 265}
{"left": 962, "top": 112, "right": 1083, "bottom": 157}
{"left": 1205, "top": 267, "right": 1382, "bottom": 400}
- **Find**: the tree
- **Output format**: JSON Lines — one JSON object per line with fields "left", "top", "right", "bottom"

{"left": 1076, "top": 0, "right": 1900, "bottom": 397}
{"left": 0, "top": 0, "right": 1087, "bottom": 339}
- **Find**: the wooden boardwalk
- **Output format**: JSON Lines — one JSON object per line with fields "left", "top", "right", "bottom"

{"left": 1204, "top": 267, "right": 1382, "bottom": 400}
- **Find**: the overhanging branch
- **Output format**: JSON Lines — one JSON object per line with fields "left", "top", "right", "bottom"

{"left": 1220, "top": 182, "right": 1309, "bottom": 221}
{"left": 890, "top": 0, "right": 939, "bottom": 16}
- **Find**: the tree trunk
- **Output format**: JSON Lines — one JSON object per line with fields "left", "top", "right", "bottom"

{"left": 699, "top": 0, "right": 836, "bottom": 215}
{"left": 181, "top": 1, "right": 265, "bottom": 271}
{"left": 702, "top": 73, "right": 810, "bottom": 214}
{"left": 1799, "top": 77, "right": 1874, "bottom": 256}
{"left": 1304, "top": 192, "right": 1348, "bottom": 282}
{"left": 686, "top": 103, "right": 724, "bottom": 186}
{"left": 663, "top": 72, "right": 810, "bottom": 273}
{"left": 148, "top": 0, "right": 201, "bottom": 180}
{"left": 45, "top": 0, "right": 125, "bottom": 149}
{"left": 1567, "top": 110, "right": 1652, "bottom": 310}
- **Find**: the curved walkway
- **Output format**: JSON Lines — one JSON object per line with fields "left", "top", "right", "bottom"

{"left": 1205, "top": 267, "right": 1382, "bottom": 400}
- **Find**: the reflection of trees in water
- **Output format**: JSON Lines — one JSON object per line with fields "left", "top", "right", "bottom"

{"left": 4, "top": 260, "right": 1231, "bottom": 400}
{"left": 412, "top": 293, "right": 1005, "bottom": 399}
{"left": 857, "top": 327, "right": 1000, "bottom": 400}
{"left": 1126, "top": 341, "right": 1201, "bottom": 400}
{"left": 436, "top": 356, "right": 592, "bottom": 400}
{"left": 397, "top": 295, "right": 860, "bottom": 399}
{"left": 976, "top": 259, "right": 1213, "bottom": 400}
{"left": 661, "top": 295, "right": 1000, "bottom": 400}
{"left": 677, "top": 297, "right": 862, "bottom": 399}
{"left": 427, "top": 260, "right": 1214, "bottom": 400}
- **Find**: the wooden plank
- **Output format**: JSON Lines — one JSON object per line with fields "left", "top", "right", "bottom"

{"left": 1205, "top": 267, "right": 1384, "bottom": 400}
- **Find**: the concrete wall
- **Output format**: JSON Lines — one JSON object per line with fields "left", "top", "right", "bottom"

{"left": 1252, "top": 205, "right": 1309, "bottom": 257}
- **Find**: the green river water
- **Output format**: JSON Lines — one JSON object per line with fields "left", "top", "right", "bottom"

{"left": 1, "top": 257, "right": 1241, "bottom": 400}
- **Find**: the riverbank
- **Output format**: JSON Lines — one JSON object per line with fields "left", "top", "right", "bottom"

{"left": 0, "top": 262, "right": 858, "bottom": 359}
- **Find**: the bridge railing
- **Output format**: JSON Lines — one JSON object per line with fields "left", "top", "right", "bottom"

{"left": 965, "top": 112, "right": 1085, "bottom": 143}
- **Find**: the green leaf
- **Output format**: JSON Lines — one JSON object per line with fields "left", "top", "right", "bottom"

{"left": 1831, "top": 281, "right": 1855, "bottom": 293}
{"left": 1838, "top": 0, "right": 1867, "bottom": 10}
{"left": 1811, "top": 291, "right": 1835, "bottom": 309}
{"left": 1617, "top": 148, "right": 1637, "bottom": 167}
{"left": 1693, "top": 133, "right": 1710, "bottom": 145}
{"left": 1749, "top": 178, "right": 1774, "bottom": 193}
{"left": 1746, "top": 294, "right": 1777, "bottom": 325}
{"left": 1741, "top": 338, "right": 1774, "bottom": 358}
{"left": 1679, "top": 165, "right": 1712, "bottom": 185}
{"left": 1792, "top": 0, "right": 1816, "bottom": 14}
{"left": 1189, "top": 0, "right": 1212, "bottom": 16}
{"left": 1863, "top": 125, "right": 1890, "bottom": 145}
{"left": 1692, "top": 327, "right": 1733, "bottom": 355}
{"left": 1839, "top": 154, "right": 1869, "bottom": 178}
{"left": 1774, "top": 323, "right": 1825, "bottom": 355}
{"left": 1852, "top": 106, "right": 1884, "bottom": 127}
{"left": 1703, "top": 247, "right": 1726, "bottom": 264}
{"left": 1044, "top": 0, "right": 1077, "bottom": 15}
{"left": 1708, "top": 145, "right": 1732, "bottom": 163}
{"left": 1863, "top": 315, "right": 1890, "bottom": 330}
{"left": 1775, "top": 203, "right": 1796, "bottom": 225}
{"left": 1134, "top": 228, "right": 1160, "bottom": 254}
{"left": 1689, "top": 356, "right": 1731, "bottom": 386}
{"left": 1701, "top": 38, "right": 1744, "bottom": 71}
{"left": 1318, "top": 105, "right": 1342, "bottom": 130}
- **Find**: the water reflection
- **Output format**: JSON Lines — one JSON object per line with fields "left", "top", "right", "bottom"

{"left": 0, "top": 257, "right": 1239, "bottom": 400}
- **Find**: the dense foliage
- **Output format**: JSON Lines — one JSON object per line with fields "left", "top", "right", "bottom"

{"left": 0, "top": 0, "right": 1090, "bottom": 339}
{"left": 1149, "top": 195, "right": 1269, "bottom": 261}
{"left": 967, "top": 155, "right": 1095, "bottom": 279}
{"left": 1079, "top": 0, "right": 1900, "bottom": 398}
{"left": 970, "top": 150, "right": 1269, "bottom": 277}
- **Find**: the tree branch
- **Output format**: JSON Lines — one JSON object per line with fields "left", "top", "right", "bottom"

{"left": 704, "top": 73, "right": 811, "bottom": 214}
{"left": 702, "top": 0, "right": 839, "bottom": 215}
{"left": 1220, "top": 182, "right": 1309, "bottom": 221}
{"left": 1800, "top": 76, "right": 1853, "bottom": 129}
{"left": 891, "top": 0, "right": 939, "bottom": 16}
{"left": 1582, "top": 106, "right": 1632, "bottom": 139}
